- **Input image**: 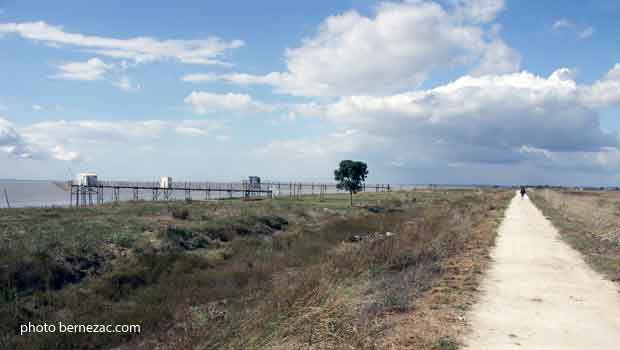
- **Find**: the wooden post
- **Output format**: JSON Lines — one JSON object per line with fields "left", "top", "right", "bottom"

{"left": 3, "top": 188, "right": 11, "bottom": 209}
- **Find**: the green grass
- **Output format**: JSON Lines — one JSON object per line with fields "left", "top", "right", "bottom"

{"left": 0, "top": 189, "right": 509, "bottom": 350}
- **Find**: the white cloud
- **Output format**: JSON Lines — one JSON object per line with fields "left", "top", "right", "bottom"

{"left": 520, "top": 145, "right": 620, "bottom": 172}
{"left": 181, "top": 73, "right": 220, "bottom": 83}
{"left": 256, "top": 129, "right": 366, "bottom": 160}
{"left": 281, "top": 66, "right": 620, "bottom": 172}
{"left": 0, "top": 118, "right": 224, "bottom": 162}
{"left": 181, "top": 72, "right": 288, "bottom": 86}
{"left": 51, "top": 60, "right": 142, "bottom": 91}
{"left": 22, "top": 119, "right": 223, "bottom": 144}
{"left": 553, "top": 19, "right": 574, "bottom": 30}
{"left": 52, "top": 57, "right": 112, "bottom": 81}
{"left": 0, "top": 117, "right": 74, "bottom": 160}
{"left": 548, "top": 67, "right": 578, "bottom": 81}
{"left": 553, "top": 19, "right": 595, "bottom": 40}
{"left": 0, "top": 118, "right": 32, "bottom": 158}
{"left": 470, "top": 38, "right": 521, "bottom": 77}
{"left": 184, "top": 91, "right": 273, "bottom": 115}
{"left": 173, "top": 120, "right": 223, "bottom": 137}
{"left": 580, "top": 64, "right": 620, "bottom": 107}
{"left": 579, "top": 26, "right": 595, "bottom": 39}
{"left": 183, "top": 0, "right": 519, "bottom": 96}
{"left": 453, "top": 0, "right": 505, "bottom": 23}
{"left": 0, "top": 21, "right": 244, "bottom": 65}
{"left": 32, "top": 105, "right": 43, "bottom": 111}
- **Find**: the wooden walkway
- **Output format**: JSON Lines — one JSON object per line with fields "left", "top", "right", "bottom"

{"left": 69, "top": 181, "right": 391, "bottom": 207}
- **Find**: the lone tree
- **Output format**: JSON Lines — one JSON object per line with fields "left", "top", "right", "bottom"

{"left": 334, "top": 160, "right": 368, "bottom": 206}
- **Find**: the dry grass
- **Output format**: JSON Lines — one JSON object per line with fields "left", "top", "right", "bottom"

{"left": 0, "top": 190, "right": 511, "bottom": 350}
{"left": 379, "top": 192, "right": 509, "bottom": 350}
{"left": 530, "top": 189, "right": 620, "bottom": 283}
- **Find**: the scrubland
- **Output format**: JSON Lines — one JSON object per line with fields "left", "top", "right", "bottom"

{"left": 1, "top": 190, "right": 510, "bottom": 349}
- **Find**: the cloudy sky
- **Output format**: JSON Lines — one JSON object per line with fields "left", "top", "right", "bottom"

{"left": 1, "top": 0, "right": 620, "bottom": 185}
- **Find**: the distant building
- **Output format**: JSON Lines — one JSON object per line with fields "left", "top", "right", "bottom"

{"left": 75, "top": 173, "right": 98, "bottom": 187}
{"left": 159, "top": 177, "right": 173, "bottom": 189}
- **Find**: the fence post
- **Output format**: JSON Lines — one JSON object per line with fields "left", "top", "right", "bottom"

{"left": 3, "top": 188, "right": 11, "bottom": 208}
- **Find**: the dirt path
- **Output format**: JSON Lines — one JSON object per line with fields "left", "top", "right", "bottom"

{"left": 465, "top": 192, "right": 620, "bottom": 349}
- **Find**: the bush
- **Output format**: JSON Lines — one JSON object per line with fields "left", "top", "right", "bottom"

{"left": 171, "top": 207, "right": 190, "bottom": 220}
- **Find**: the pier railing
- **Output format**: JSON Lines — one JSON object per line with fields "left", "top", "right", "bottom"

{"left": 69, "top": 181, "right": 392, "bottom": 207}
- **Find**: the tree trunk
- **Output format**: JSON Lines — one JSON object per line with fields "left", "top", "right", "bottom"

{"left": 350, "top": 191, "right": 353, "bottom": 207}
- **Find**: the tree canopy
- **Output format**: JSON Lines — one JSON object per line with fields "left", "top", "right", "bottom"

{"left": 334, "top": 160, "right": 368, "bottom": 206}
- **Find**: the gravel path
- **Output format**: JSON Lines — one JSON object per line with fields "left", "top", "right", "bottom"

{"left": 465, "top": 192, "right": 620, "bottom": 349}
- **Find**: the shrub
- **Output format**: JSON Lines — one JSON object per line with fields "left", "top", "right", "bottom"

{"left": 171, "top": 207, "right": 190, "bottom": 220}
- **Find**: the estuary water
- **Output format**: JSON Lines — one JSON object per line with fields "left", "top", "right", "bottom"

{"left": 0, "top": 180, "right": 483, "bottom": 209}
{"left": 0, "top": 180, "right": 70, "bottom": 208}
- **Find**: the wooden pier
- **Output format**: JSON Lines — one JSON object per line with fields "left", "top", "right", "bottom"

{"left": 70, "top": 181, "right": 392, "bottom": 208}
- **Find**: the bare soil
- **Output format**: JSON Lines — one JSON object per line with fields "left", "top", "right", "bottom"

{"left": 465, "top": 193, "right": 620, "bottom": 349}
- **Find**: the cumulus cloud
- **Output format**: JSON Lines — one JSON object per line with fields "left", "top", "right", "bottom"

{"left": 0, "top": 117, "right": 76, "bottom": 160}
{"left": 52, "top": 58, "right": 112, "bottom": 81}
{"left": 580, "top": 64, "right": 620, "bottom": 107}
{"left": 0, "top": 118, "right": 35, "bottom": 158}
{"left": 279, "top": 66, "right": 620, "bottom": 172}
{"left": 183, "top": 0, "right": 519, "bottom": 96}
{"left": 519, "top": 145, "right": 620, "bottom": 173}
{"left": 184, "top": 92, "right": 274, "bottom": 115}
{"left": 1, "top": 118, "right": 224, "bottom": 162}
{"left": 452, "top": 0, "right": 505, "bottom": 23}
{"left": 470, "top": 38, "right": 521, "bottom": 77}
{"left": 0, "top": 21, "right": 244, "bottom": 65}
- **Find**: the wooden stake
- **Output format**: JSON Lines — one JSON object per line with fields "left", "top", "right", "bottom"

{"left": 3, "top": 188, "right": 10, "bottom": 208}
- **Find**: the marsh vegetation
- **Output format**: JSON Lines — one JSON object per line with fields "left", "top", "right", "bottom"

{"left": 1, "top": 190, "right": 510, "bottom": 349}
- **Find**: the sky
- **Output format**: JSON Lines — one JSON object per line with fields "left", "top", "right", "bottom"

{"left": 1, "top": 0, "right": 620, "bottom": 186}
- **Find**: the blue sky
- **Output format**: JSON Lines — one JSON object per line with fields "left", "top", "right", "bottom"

{"left": 1, "top": 0, "right": 620, "bottom": 185}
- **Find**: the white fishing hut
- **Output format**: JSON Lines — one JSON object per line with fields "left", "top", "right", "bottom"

{"left": 75, "top": 173, "right": 98, "bottom": 187}
{"left": 159, "top": 176, "right": 173, "bottom": 189}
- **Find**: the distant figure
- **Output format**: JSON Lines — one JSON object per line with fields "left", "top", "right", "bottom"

{"left": 520, "top": 186, "right": 527, "bottom": 198}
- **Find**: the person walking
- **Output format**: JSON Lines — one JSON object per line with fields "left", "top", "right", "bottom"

{"left": 520, "top": 186, "right": 527, "bottom": 199}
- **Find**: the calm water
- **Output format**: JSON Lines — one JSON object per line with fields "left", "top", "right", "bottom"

{"left": 0, "top": 180, "right": 70, "bottom": 208}
{"left": 0, "top": 180, "right": 485, "bottom": 209}
{"left": 0, "top": 180, "right": 257, "bottom": 208}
